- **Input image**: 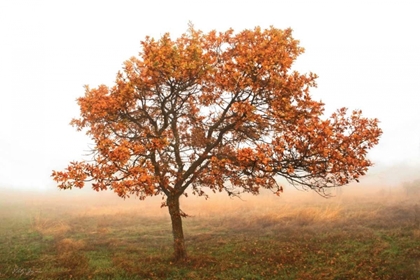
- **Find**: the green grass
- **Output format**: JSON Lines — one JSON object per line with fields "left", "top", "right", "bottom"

{"left": 0, "top": 188, "right": 419, "bottom": 279}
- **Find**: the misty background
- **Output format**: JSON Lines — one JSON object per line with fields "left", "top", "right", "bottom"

{"left": 0, "top": 1, "right": 419, "bottom": 192}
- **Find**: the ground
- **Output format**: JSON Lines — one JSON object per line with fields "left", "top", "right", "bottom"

{"left": 0, "top": 185, "right": 419, "bottom": 279}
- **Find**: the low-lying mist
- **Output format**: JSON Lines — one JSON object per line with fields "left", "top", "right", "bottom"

{"left": 0, "top": 179, "right": 417, "bottom": 220}
{"left": 1, "top": 161, "right": 419, "bottom": 221}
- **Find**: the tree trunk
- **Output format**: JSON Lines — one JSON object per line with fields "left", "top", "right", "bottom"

{"left": 167, "top": 195, "right": 187, "bottom": 261}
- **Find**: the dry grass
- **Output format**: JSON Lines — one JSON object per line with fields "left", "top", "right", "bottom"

{"left": 0, "top": 185, "right": 419, "bottom": 279}
{"left": 31, "top": 213, "right": 71, "bottom": 238}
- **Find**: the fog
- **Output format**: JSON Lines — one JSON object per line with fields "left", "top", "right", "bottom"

{"left": 2, "top": 161, "right": 419, "bottom": 209}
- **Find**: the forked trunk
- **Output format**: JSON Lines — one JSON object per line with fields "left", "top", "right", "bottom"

{"left": 167, "top": 195, "right": 187, "bottom": 261}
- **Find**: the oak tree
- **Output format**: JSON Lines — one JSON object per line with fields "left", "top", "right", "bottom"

{"left": 52, "top": 25, "right": 382, "bottom": 261}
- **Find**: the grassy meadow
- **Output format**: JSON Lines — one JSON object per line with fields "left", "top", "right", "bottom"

{"left": 0, "top": 185, "right": 419, "bottom": 279}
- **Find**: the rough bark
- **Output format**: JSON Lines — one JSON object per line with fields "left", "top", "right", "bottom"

{"left": 167, "top": 195, "right": 187, "bottom": 261}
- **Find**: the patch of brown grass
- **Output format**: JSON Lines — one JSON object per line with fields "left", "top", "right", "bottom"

{"left": 56, "top": 238, "right": 86, "bottom": 252}
{"left": 292, "top": 204, "right": 341, "bottom": 226}
{"left": 55, "top": 238, "right": 90, "bottom": 276}
{"left": 31, "top": 212, "right": 71, "bottom": 238}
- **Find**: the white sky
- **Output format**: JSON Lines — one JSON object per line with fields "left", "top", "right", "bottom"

{"left": 0, "top": 0, "right": 419, "bottom": 190}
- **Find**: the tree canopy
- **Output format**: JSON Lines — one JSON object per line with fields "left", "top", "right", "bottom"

{"left": 52, "top": 25, "right": 382, "bottom": 260}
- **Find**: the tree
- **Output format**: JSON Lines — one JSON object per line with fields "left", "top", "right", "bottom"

{"left": 52, "top": 25, "right": 382, "bottom": 261}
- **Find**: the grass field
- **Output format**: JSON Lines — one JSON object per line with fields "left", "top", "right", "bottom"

{"left": 0, "top": 185, "right": 419, "bottom": 279}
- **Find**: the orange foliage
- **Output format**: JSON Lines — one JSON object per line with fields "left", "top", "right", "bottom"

{"left": 52, "top": 25, "right": 382, "bottom": 199}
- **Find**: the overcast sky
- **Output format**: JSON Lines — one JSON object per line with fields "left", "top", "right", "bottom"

{"left": 0, "top": 1, "right": 419, "bottom": 190}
